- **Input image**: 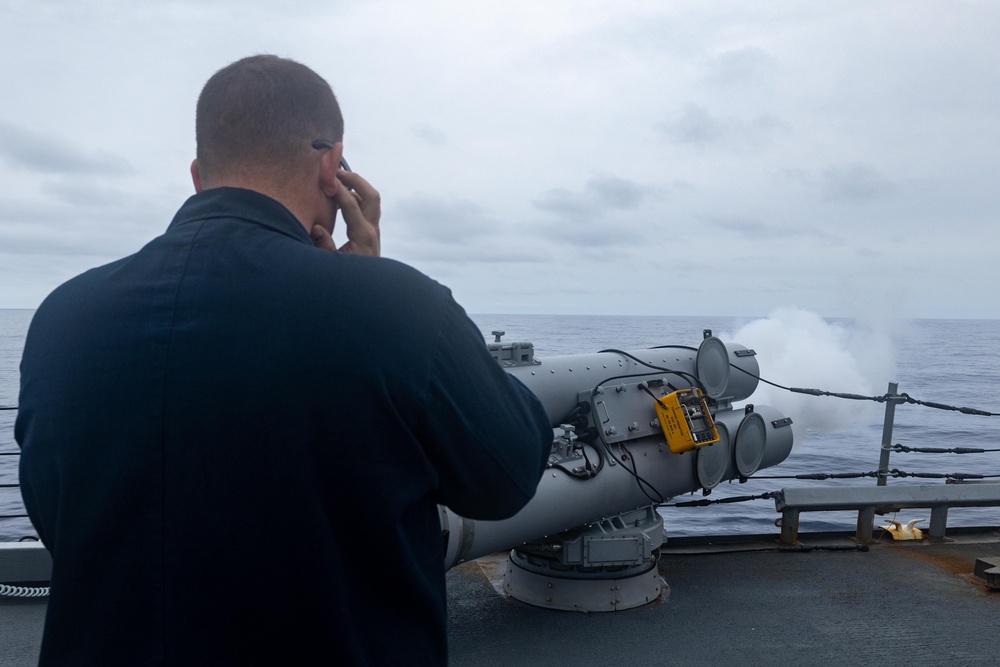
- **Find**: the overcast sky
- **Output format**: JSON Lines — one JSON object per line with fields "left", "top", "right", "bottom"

{"left": 1, "top": 1, "right": 998, "bottom": 318}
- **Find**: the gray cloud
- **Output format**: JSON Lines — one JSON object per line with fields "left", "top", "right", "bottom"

{"left": 590, "top": 177, "right": 648, "bottom": 210}
{"left": 388, "top": 193, "right": 552, "bottom": 265}
{"left": 701, "top": 216, "right": 773, "bottom": 238}
{"left": 704, "top": 46, "right": 775, "bottom": 85}
{"left": 393, "top": 194, "right": 495, "bottom": 244}
{"left": 701, "top": 216, "right": 840, "bottom": 242}
{"left": 41, "top": 180, "right": 132, "bottom": 208}
{"left": 854, "top": 246, "right": 883, "bottom": 258}
{"left": 411, "top": 124, "right": 447, "bottom": 146}
{"left": 0, "top": 198, "right": 59, "bottom": 224}
{"left": 533, "top": 175, "right": 654, "bottom": 219}
{"left": 2, "top": 2, "right": 999, "bottom": 317}
{"left": 820, "top": 163, "right": 896, "bottom": 202}
{"left": 664, "top": 104, "right": 721, "bottom": 145}
{"left": 658, "top": 104, "right": 789, "bottom": 151}
{"left": 771, "top": 164, "right": 899, "bottom": 207}
{"left": 401, "top": 244, "right": 549, "bottom": 265}
{"left": 532, "top": 188, "right": 590, "bottom": 218}
{"left": 531, "top": 175, "right": 659, "bottom": 249}
{"left": 531, "top": 176, "right": 659, "bottom": 252}
{"left": 0, "top": 226, "right": 108, "bottom": 257}
{"left": 0, "top": 182, "right": 178, "bottom": 260}
{"left": 0, "top": 120, "right": 133, "bottom": 176}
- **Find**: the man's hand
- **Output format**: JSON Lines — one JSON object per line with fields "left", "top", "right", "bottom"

{"left": 310, "top": 170, "right": 381, "bottom": 256}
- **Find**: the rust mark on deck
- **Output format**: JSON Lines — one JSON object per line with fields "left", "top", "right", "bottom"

{"left": 887, "top": 544, "right": 1000, "bottom": 595}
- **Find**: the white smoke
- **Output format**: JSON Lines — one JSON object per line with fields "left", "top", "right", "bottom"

{"left": 719, "top": 308, "right": 897, "bottom": 440}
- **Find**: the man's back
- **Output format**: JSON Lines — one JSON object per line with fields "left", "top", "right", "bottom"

{"left": 17, "top": 187, "right": 551, "bottom": 665}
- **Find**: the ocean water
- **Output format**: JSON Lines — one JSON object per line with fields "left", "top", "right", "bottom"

{"left": 2, "top": 309, "right": 999, "bottom": 542}
{"left": 1, "top": 309, "right": 34, "bottom": 542}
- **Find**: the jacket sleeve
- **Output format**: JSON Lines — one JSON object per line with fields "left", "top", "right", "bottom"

{"left": 415, "top": 296, "right": 552, "bottom": 521}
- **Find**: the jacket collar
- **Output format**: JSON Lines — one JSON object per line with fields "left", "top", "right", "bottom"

{"left": 168, "top": 187, "right": 313, "bottom": 245}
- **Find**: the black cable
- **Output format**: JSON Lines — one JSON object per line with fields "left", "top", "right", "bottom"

{"left": 638, "top": 383, "right": 671, "bottom": 409}
{"left": 899, "top": 393, "right": 997, "bottom": 416}
{"left": 581, "top": 352, "right": 714, "bottom": 503}
{"left": 890, "top": 444, "right": 1000, "bottom": 454}
{"left": 596, "top": 349, "right": 704, "bottom": 391}
{"left": 887, "top": 469, "right": 1000, "bottom": 480}
{"left": 751, "top": 472, "right": 879, "bottom": 480}
{"left": 616, "top": 442, "right": 665, "bottom": 504}
{"left": 549, "top": 442, "right": 605, "bottom": 480}
{"left": 579, "top": 440, "right": 604, "bottom": 477}
{"left": 728, "top": 361, "right": 999, "bottom": 415}
{"left": 581, "top": 346, "right": 1000, "bottom": 495}
{"left": 728, "top": 364, "right": 886, "bottom": 401}
{"left": 589, "top": 371, "right": 684, "bottom": 394}
{"left": 589, "top": 413, "right": 665, "bottom": 503}
{"left": 660, "top": 492, "right": 778, "bottom": 508}
{"left": 549, "top": 404, "right": 605, "bottom": 480}
{"left": 618, "top": 343, "right": 997, "bottom": 417}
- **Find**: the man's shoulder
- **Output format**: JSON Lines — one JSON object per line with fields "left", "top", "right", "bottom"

{"left": 35, "top": 255, "right": 131, "bottom": 310}
{"left": 302, "top": 250, "right": 453, "bottom": 301}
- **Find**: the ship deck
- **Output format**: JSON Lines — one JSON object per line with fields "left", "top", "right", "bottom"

{"left": 3, "top": 529, "right": 1000, "bottom": 665}
{"left": 447, "top": 529, "right": 1000, "bottom": 666}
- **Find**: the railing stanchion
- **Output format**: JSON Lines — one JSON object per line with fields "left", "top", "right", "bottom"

{"left": 877, "top": 382, "right": 900, "bottom": 487}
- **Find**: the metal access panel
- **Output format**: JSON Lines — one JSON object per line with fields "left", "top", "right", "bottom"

{"left": 584, "top": 537, "right": 646, "bottom": 567}
{"left": 582, "top": 382, "right": 664, "bottom": 444}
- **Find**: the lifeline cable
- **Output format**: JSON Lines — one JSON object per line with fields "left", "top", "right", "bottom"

{"left": 885, "top": 469, "right": 1000, "bottom": 481}
{"left": 898, "top": 393, "right": 997, "bottom": 416}
{"left": 727, "top": 364, "right": 999, "bottom": 415}
{"left": 889, "top": 444, "right": 1000, "bottom": 454}
{"left": 750, "top": 471, "right": 880, "bottom": 480}
{"left": 659, "top": 492, "right": 779, "bottom": 508}
{"left": 749, "top": 469, "right": 1000, "bottom": 482}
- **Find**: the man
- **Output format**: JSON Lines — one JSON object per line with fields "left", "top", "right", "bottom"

{"left": 17, "top": 55, "right": 552, "bottom": 665}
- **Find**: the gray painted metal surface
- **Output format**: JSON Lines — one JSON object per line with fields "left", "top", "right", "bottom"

{"left": 441, "top": 339, "right": 793, "bottom": 568}
{"left": 0, "top": 543, "right": 50, "bottom": 583}
{"left": 5, "top": 531, "right": 1000, "bottom": 665}
{"left": 448, "top": 531, "right": 1000, "bottom": 666}
{"left": 775, "top": 483, "right": 1000, "bottom": 543}
{"left": 7, "top": 530, "right": 1000, "bottom": 665}
{"left": 877, "top": 381, "right": 903, "bottom": 486}
{"left": 974, "top": 556, "right": 1000, "bottom": 589}
{"left": 440, "top": 414, "right": 793, "bottom": 566}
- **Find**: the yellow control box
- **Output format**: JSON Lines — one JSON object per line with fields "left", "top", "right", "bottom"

{"left": 653, "top": 387, "right": 719, "bottom": 454}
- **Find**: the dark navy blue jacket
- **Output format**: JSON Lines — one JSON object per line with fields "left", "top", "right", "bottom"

{"left": 17, "top": 187, "right": 551, "bottom": 666}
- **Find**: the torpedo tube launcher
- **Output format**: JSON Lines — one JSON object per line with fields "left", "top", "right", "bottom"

{"left": 439, "top": 331, "right": 794, "bottom": 610}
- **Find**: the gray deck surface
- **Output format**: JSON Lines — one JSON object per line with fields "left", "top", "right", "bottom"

{"left": 3, "top": 531, "right": 1000, "bottom": 665}
{"left": 448, "top": 530, "right": 1000, "bottom": 667}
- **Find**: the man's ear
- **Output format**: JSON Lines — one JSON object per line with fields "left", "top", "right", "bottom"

{"left": 319, "top": 142, "right": 344, "bottom": 197}
{"left": 190, "top": 159, "right": 203, "bottom": 193}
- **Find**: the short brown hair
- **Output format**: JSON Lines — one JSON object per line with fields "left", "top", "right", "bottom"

{"left": 195, "top": 55, "right": 343, "bottom": 183}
